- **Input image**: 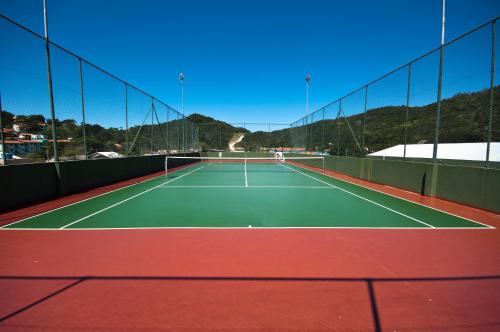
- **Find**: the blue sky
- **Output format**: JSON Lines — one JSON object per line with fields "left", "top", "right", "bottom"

{"left": 0, "top": 0, "right": 499, "bottom": 129}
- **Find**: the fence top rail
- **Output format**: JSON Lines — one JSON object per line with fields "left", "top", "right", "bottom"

{"left": 290, "top": 16, "right": 499, "bottom": 126}
{"left": 0, "top": 13, "right": 190, "bottom": 123}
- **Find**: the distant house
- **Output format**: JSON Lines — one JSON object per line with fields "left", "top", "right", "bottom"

{"left": 3, "top": 140, "right": 45, "bottom": 154}
{"left": 88, "top": 151, "right": 123, "bottom": 160}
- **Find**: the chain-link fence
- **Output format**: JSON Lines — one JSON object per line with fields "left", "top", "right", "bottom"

{"left": 0, "top": 14, "right": 198, "bottom": 166}
{"left": 290, "top": 17, "right": 499, "bottom": 167}
{"left": 2, "top": 13, "right": 498, "bottom": 167}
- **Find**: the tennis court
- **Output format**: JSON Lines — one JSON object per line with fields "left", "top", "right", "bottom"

{"left": 1, "top": 157, "right": 492, "bottom": 230}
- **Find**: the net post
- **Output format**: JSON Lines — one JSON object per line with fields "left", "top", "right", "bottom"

{"left": 165, "top": 156, "right": 168, "bottom": 178}
{"left": 322, "top": 157, "right": 325, "bottom": 173}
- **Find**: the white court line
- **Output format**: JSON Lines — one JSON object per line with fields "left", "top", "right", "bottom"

{"left": 58, "top": 164, "right": 207, "bottom": 229}
{"left": 288, "top": 162, "right": 495, "bottom": 229}
{"left": 158, "top": 185, "right": 330, "bottom": 189}
{"left": 163, "top": 156, "right": 324, "bottom": 160}
{"left": 280, "top": 163, "right": 436, "bottom": 228}
{"left": 0, "top": 169, "right": 173, "bottom": 229}
{"left": 1, "top": 162, "right": 205, "bottom": 229}
{"left": 1, "top": 226, "right": 494, "bottom": 231}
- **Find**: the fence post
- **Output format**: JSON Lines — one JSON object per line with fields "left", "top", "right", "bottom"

{"left": 310, "top": 115, "right": 314, "bottom": 151}
{"left": 321, "top": 108, "right": 325, "bottom": 152}
{"left": 432, "top": 46, "right": 444, "bottom": 162}
{"left": 268, "top": 123, "right": 271, "bottom": 150}
{"left": 432, "top": 4, "right": 446, "bottom": 163}
{"left": 184, "top": 118, "right": 187, "bottom": 151}
{"left": 219, "top": 124, "right": 222, "bottom": 150}
{"left": 486, "top": 20, "right": 496, "bottom": 167}
{"left": 125, "top": 83, "right": 129, "bottom": 156}
{"left": 176, "top": 112, "right": 182, "bottom": 152}
{"left": 337, "top": 100, "right": 342, "bottom": 156}
{"left": 78, "top": 58, "right": 88, "bottom": 160}
{"left": 404, "top": 63, "right": 412, "bottom": 160}
{"left": 362, "top": 85, "right": 368, "bottom": 154}
{"left": 151, "top": 98, "right": 154, "bottom": 153}
{"left": 304, "top": 116, "right": 308, "bottom": 151}
{"left": 166, "top": 107, "right": 169, "bottom": 152}
{"left": 0, "top": 92, "right": 6, "bottom": 165}
{"left": 43, "top": 0, "right": 60, "bottom": 177}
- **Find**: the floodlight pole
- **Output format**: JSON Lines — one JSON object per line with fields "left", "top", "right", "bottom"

{"left": 43, "top": 0, "right": 60, "bottom": 177}
{"left": 179, "top": 72, "right": 185, "bottom": 152}
{"left": 432, "top": 0, "right": 445, "bottom": 162}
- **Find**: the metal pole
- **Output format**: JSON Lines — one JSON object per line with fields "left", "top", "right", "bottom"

{"left": 43, "top": 0, "right": 60, "bottom": 176}
{"left": 362, "top": 86, "right": 368, "bottom": 153}
{"left": 125, "top": 83, "right": 129, "bottom": 156}
{"left": 432, "top": 0, "right": 445, "bottom": 162}
{"left": 404, "top": 63, "right": 412, "bottom": 159}
{"left": 310, "top": 114, "right": 314, "bottom": 151}
{"left": 219, "top": 124, "right": 222, "bottom": 150}
{"left": 166, "top": 108, "right": 169, "bottom": 152}
{"left": 0, "top": 92, "right": 6, "bottom": 165}
{"left": 304, "top": 116, "right": 308, "bottom": 151}
{"left": 321, "top": 108, "right": 325, "bottom": 153}
{"left": 337, "top": 100, "right": 342, "bottom": 156}
{"left": 151, "top": 99, "right": 154, "bottom": 153}
{"left": 78, "top": 58, "right": 87, "bottom": 159}
{"left": 268, "top": 123, "right": 271, "bottom": 150}
{"left": 486, "top": 20, "right": 496, "bottom": 167}
{"left": 179, "top": 73, "right": 185, "bottom": 152}
{"left": 305, "top": 74, "right": 311, "bottom": 116}
{"left": 177, "top": 115, "right": 180, "bottom": 150}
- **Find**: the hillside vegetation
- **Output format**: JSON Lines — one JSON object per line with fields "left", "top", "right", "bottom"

{"left": 191, "top": 86, "right": 499, "bottom": 154}
{"left": 1, "top": 86, "right": 498, "bottom": 158}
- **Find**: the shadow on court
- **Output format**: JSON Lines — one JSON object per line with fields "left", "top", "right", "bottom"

{"left": 1, "top": 275, "right": 500, "bottom": 331}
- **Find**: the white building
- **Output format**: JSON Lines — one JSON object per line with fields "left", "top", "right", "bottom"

{"left": 88, "top": 151, "right": 123, "bottom": 159}
{"left": 369, "top": 142, "right": 500, "bottom": 162}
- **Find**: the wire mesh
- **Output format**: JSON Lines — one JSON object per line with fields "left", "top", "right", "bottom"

{"left": 0, "top": 18, "right": 52, "bottom": 164}
{"left": 338, "top": 89, "right": 366, "bottom": 156}
{"left": 0, "top": 14, "right": 197, "bottom": 165}
{"left": 492, "top": 22, "right": 500, "bottom": 147}
{"left": 49, "top": 45, "right": 86, "bottom": 160}
{"left": 288, "top": 17, "right": 499, "bottom": 166}
{"left": 406, "top": 50, "right": 440, "bottom": 148}
{"left": 364, "top": 66, "right": 408, "bottom": 155}
{"left": 81, "top": 62, "right": 126, "bottom": 158}
{"left": 439, "top": 23, "right": 492, "bottom": 146}
{"left": 1, "top": 14, "right": 498, "bottom": 167}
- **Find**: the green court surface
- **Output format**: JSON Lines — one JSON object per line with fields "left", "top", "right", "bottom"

{"left": 1, "top": 161, "right": 493, "bottom": 230}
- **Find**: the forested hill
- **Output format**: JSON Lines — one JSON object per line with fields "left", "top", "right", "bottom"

{"left": 187, "top": 113, "right": 291, "bottom": 151}
{"left": 1, "top": 86, "right": 498, "bottom": 156}
{"left": 191, "top": 86, "right": 499, "bottom": 152}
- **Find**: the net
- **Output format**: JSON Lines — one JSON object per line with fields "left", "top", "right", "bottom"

{"left": 165, "top": 156, "right": 325, "bottom": 176}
